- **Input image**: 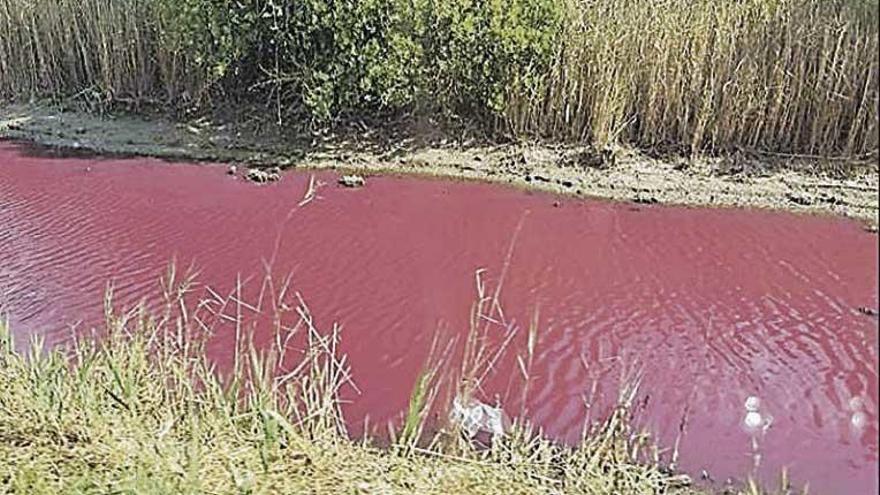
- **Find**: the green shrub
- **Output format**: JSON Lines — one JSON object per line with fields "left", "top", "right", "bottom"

{"left": 156, "top": 0, "right": 423, "bottom": 121}
{"left": 420, "top": 0, "right": 563, "bottom": 120}
{"left": 153, "top": 0, "right": 561, "bottom": 123}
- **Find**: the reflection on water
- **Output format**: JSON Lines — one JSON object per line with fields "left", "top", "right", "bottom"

{"left": 0, "top": 141, "right": 877, "bottom": 493}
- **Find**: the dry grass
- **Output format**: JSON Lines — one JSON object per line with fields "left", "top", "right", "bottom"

{"left": 0, "top": 261, "right": 811, "bottom": 495}
{"left": 507, "top": 0, "right": 879, "bottom": 158}
{"left": 0, "top": 269, "right": 688, "bottom": 495}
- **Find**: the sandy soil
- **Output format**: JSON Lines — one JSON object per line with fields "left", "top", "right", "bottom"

{"left": 1, "top": 102, "right": 877, "bottom": 228}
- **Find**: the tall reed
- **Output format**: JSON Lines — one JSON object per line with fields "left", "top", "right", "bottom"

{"left": 508, "top": 0, "right": 879, "bottom": 157}
{"left": 0, "top": 0, "right": 199, "bottom": 108}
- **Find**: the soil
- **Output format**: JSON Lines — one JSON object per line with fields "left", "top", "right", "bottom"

{"left": 1, "top": 102, "right": 877, "bottom": 227}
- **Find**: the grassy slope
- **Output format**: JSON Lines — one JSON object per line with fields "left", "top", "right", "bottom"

{"left": 0, "top": 318, "right": 699, "bottom": 495}
{"left": 0, "top": 266, "right": 800, "bottom": 495}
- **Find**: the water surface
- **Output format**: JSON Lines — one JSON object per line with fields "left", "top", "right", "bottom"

{"left": 1, "top": 141, "right": 877, "bottom": 493}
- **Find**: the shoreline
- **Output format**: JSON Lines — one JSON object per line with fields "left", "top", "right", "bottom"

{"left": 1, "top": 102, "right": 877, "bottom": 228}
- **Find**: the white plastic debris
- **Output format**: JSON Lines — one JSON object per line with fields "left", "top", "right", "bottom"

{"left": 849, "top": 396, "right": 864, "bottom": 412}
{"left": 849, "top": 396, "right": 867, "bottom": 431}
{"left": 744, "top": 411, "right": 763, "bottom": 429}
{"left": 851, "top": 411, "right": 867, "bottom": 430}
{"left": 743, "top": 395, "right": 772, "bottom": 434}
{"left": 450, "top": 396, "right": 508, "bottom": 438}
{"left": 744, "top": 396, "right": 760, "bottom": 412}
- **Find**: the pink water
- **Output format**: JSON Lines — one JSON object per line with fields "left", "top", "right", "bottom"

{"left": 1, "top": 141, "right": 877, "bottom": 493}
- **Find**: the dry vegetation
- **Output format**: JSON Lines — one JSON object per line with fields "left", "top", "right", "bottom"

{"left": 0, "top": 0, "right": 877, "bottom": 160}
{"left": 511, "top": 0, "right": 879, "bottom": 158}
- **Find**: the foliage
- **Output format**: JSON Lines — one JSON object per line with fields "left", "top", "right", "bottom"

{"left": 0, "top": 0, "right": 877, "bottom": 157}
{"left": 153, "top": 0, "right": 561, "bottom": 123}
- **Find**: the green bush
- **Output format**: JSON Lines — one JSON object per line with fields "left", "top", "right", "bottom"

{"left": 421, "top": 0, "right": 562, "bottom": 119}
{"left": 155, "top": 0, "right": 561, "bottom": 123}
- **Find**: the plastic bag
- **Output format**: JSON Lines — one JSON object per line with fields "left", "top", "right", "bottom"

{"left": 450, "top": 396, "right": 508, "bottom": 438}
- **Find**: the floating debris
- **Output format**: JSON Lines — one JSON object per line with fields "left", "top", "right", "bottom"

{"left": 849, "top": 397, "right": 865, "bottom": 411}
{"left": 450, "top": 396, "right": 508, "bottom": 438}
{"left": 851, "top": 411, "right": 868, "bottom": 430}
{"left": 856, "top": 306, "right": 879, "bottom": 318}
{"left": 745, "top": 396, "right": 761, "bottom": 411}
{"left": 743, "top": 395, "right": 772, "bottom": 434}
{"left": 339, "top": 174, "right": 365, "bottom": 188}
{"left": 849, "top": 396, "right": 868, "bottom": 431}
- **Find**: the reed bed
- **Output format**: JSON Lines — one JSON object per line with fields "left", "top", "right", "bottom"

{"left": 0, "top": 0, "right": 207, "bottom": 109}
{"left": 509, "top": 0, "right": 880, "bottom": 158}
{"left": 1, "top": 0, "right": 877, "bottom": 160}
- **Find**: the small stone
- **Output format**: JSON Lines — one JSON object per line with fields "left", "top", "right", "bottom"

{"left": 339, "top": 174, "right": 365, "bottom": 188}
{"left": 786, "top": 192, "right": 814, "bottom": 206}
{"left": 246, "top": 168, "right": 280, "bottom": 183}
{"left": 227, "top": 165, "right": 238, "bottom": 175}
{"left": 633, "top": 194, "right": 657, "bottom": 205}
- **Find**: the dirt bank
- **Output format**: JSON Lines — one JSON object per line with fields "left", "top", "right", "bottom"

{"left": 1, "top": 103, "right": 877, "bottom": 227}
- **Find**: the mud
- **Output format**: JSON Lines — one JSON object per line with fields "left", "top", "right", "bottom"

{"left": 1, "top": 103, "right": 877, "bottom": 227}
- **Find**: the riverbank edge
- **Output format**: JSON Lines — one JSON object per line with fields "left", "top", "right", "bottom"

{"left": 0, "top": 295, "right": 759, "bottom": 495}
{"left": 1, "top": 102, "right": 877, "bottom": 228}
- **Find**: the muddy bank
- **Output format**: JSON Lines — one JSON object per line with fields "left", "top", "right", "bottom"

{"left": 1, "top": 103, "right": 877, "bottom": 227}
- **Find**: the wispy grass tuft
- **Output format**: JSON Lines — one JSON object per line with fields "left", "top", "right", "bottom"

{"left": 0, "top": 266, "right": 808, "bottom": 494}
